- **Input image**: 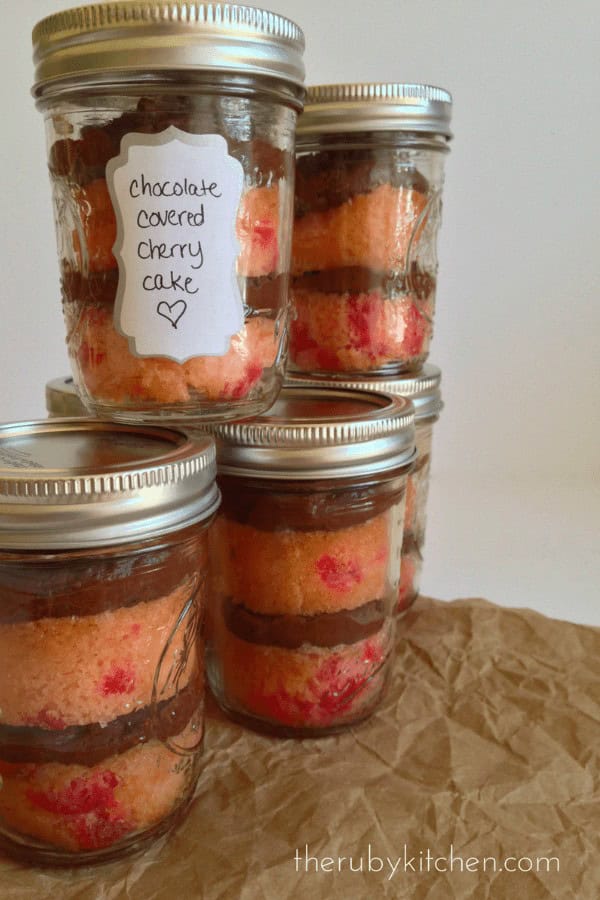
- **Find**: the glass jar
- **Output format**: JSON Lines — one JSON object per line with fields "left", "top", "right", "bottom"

{"left": 31, "top": 3, "right": 305, "bottom": 425}
{"left": 0, "top": 419, "right": 219, "bottom": 865}
{"left": 206, "top": 386, "right": 415, "bottom": 736}
{"left": 45, "top": 376, "right": 87, "bottom": 417}
{"left": 287, "top": 366, "right": 443, "bottom": 612}
{"left": 290, "top": 84, "right": 452, "bottom": 375}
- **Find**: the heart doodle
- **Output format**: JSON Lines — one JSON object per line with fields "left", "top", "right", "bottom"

{"left": 156, "top": 300, "right": 187, "bottom": 329}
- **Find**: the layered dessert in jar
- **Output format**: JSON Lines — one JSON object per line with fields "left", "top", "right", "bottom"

{"left": 287, "top": 365, "right": 443, "bottom": 612}
{"left": 206, "top": 386, "right": 415, "bottom": 736}
{"left": 290, "top": 83, "right": 452, "bottom": 375}
{"left": 0, "top": 419, "right": 219, "bottom": 865}
{"left": 32, "top": 2, "right": 305, "bottom": 424}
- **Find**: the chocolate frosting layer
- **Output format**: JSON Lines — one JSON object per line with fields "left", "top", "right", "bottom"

{"left": 295, "top": 150, "right": 429, "bottom": 218}
{"left": 0, "top": 545, "right": 194, "bottom": 624}
{"left": 50, "top": 96, "right": 289, "bottom": 186}
{"left": 244, "top": 273, "right": 288, "bottom": 311}
{"left": 224, "top": 597, "right": 386, "bottom": 649}
{"left": 0, "top": 677, "right": 200, "bottom": 766}
{"left": 61, "top": 267, "right": 287, "bottom": 313}
{"left": 292, "top": 265, "right": 435, "bottom": 300}
{"left": 61, "top": 267, "right": 118, "bottom": 307}
{"left": 218, "top": 475, "right": 403, "bottom": 533}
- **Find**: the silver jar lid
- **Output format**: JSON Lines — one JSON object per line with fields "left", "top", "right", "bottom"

{"left": 45, "top": 376, "right": 87, "bottom": 418}
{"left": 0, "top": 419, "right": 219, "bottom": 549}
{"left": 297, "top": 83, "right": 452, "bottom": 138}
{"left": 212, "top": 385, "right": 415, "bottom": 479}
{"left": 32, "top": 2, "right": 305, "bottom": 104}
{"left": 287, "top": 366, "right": 443, "bottom": 422}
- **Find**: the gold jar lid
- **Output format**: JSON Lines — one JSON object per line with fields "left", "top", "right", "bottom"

{"left": 212, "top": 385, "right": 416, "bottom": 480}
{"left": 0, "top": 419, "right": 219, "bottom": 549}
{"left": 32, "top": 1, "right": 305, "bottom": 105}
{"left": 297, "top": 82, "right": 452, "bottom": 137}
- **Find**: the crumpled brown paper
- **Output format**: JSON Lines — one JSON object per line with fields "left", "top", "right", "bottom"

{"left": 1, "top": 597, "right": 599, "bottom": 900}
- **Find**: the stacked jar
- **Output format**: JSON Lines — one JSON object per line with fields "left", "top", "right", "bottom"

{"left": 287, "top": 83, "right": 452, "bottom": 610}
{"left": 206, "top": 385, "right": 415, "bottom": 736}
{"left": 32, "top": 1, "right": 306, "bottom": 425}
{"left": 288, "top": 367, "right": 443, "bottom": 612}
{"left": 0, "top": 420, "right": 218, "bottom": 865}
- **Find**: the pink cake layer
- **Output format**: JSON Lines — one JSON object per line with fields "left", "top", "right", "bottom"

{"left": 212, "top": 512, "right": 391, "bottom": 616}
{"left": 236, "top": 185, "right": 281, "bottom": 277}
{"left": 292, "top": 184, "right": 428, "bottom": 274}
{"left": 0, "top": 580, "right": 199, "bottom": 729}
{"left": 212, "top": 611, "right": 392, "bottom": 730}
{"left": 0, "top": 719, "right": 200, "bottom": 853}
{"left": 289, "top": 290, "right": 432, "bottom": 373}
{"left": 71, "top": 304, "right": 278, "bottom": 405}
{"left": 74, "top": 179, "right": 281, "bottom": 279}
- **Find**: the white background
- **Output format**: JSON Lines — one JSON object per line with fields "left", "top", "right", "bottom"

{"left": 1, "top": 1, "right": 598, "bottom": 623}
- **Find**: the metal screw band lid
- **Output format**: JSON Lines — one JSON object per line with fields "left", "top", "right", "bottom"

{"left": 297, "top": 82, "right": 452, "bottom": 138}
{"left": 45, "top": 376, "right": 87, "bottom": 418}
{"left": 287, "top": 365, "right": 443, "bottom": 421}
{"left": 212, "top": 385, "right": 416, "bottom": 479}
{"left": 32, "top": 2, "right": 305, "bottom": 103}
{"left": 0, "top": 420, "right": 219, "bottom": 549}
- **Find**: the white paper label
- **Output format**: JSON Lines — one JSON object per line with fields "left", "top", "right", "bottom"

{"left": 106, "top": 128, "right": 245, "bottom": 362}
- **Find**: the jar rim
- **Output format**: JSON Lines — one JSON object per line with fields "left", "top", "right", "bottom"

{"left": 286, "top": 365, "right": 444, "bottom": 421}
{"left": 45, "top": 376, "right": 86, "bottom": 418}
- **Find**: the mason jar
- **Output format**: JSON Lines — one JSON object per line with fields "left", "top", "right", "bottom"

{"left": 287, "top": 366, "right": 443, "bottom": 612}
{"left": 206, "top": 386, "right": 415, "bottom": 736}
{"left": 0, "top": 420, "right": 219, "bottom": 865}
{"left": 290, "top": 84, "right": 452, "bottom": 375}
{"left": 45, "top": 376, "right": 87, "bottom": 417}
{"left": 31, "top": 2, "right": 305, "bottom": 425}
